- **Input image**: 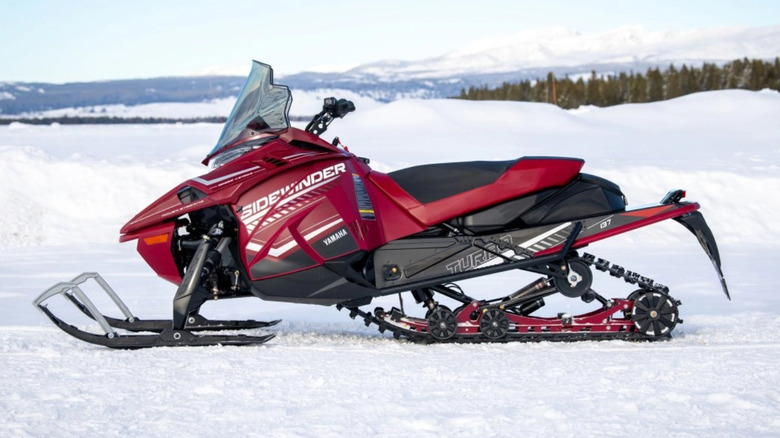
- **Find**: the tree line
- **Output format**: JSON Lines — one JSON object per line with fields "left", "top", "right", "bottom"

{"left": 454, "top": 57, "right": 780, "bottom": 109}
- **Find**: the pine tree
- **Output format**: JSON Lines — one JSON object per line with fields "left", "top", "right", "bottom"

{"left": 665, "top": 64, "right": 682, "bottom": 99}
{"left": 454, "top": 58, "right": 778, "bottom": 106}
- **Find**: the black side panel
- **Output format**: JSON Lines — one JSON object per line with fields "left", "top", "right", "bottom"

{"left": 250, "top": 249, "right": 318, "bottom": 279}
{"left": 520, "top": 173, "right": 626, "bottom": 226}
{"left": 310, "top": 226, "right": 359, "bottom": 259}
{"left": 450, "top": 188, "right": 558, "bottom": 232}
{"left": 448, "top": 173, "right": 625, "bottom": 233}
{"left": 372, "top": 223, "right": 575, "bottom": 289}
{"left": 388, "top": 160, "right": 517, "bottom": 204}
{"left": 250, "top": 265, "right": 379, "bottom": 305}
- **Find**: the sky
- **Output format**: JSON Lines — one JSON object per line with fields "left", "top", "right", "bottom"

{"left": 1, "top": 0, "right": 778, "bottom": 83}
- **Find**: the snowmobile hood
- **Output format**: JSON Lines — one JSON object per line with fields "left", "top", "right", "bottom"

{"left": 204, "top": 61, "right": 292, "bottom": 166}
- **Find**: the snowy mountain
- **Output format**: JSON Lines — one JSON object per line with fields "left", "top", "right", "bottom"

{"left": 280, "top": 25, "right": 780, "bottom": 99}
{"left": 2, "top": 25, "right": 778, "bottom": 114}
{"left": 341, "top": 25, "right": 780, "bottom": 80}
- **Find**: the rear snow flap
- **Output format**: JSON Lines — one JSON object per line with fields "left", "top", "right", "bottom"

{"left": 674, "top": 211, "right": 731, "bottom": 300}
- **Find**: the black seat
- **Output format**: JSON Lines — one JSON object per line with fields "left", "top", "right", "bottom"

{"left": 388, "top": 160, "right": 518, "bottom": 204}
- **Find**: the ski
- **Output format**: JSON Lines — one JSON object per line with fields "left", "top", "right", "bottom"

{"left": 38, "top": 305, "right": 275, "bottom": 349}
{"left": 65, "top": 293, "right": 280, "bottom": 332}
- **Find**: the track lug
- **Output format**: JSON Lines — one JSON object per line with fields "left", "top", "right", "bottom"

{"left": 638, "top": 276, "right": 654, "bottom": 289}
{"left": 389, "top": 308, "right": 404, "bottom": 322}
{"left": 595, "top": 258, "right": 610, "bottom": 271}
{"left": 581, "top": 253, "right": 596, "bottom": 264}
{"left": 609, "top": 264, "right": 625, "bottom": 277}
{"left": 624, "top": 271, "right": 640, "bottom": 284}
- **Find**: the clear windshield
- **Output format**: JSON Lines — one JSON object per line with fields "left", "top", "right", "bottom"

{"left": 208, "top": 61, "right": 292, "bottom": 157}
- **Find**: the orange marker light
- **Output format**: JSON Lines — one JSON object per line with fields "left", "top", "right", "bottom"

{"left": 143, "top": 234, "right": 169, "bottom": 245}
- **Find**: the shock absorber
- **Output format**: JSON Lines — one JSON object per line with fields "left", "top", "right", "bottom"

{"left": 501, "top": 278, "right": 552, "bottom": 309}
{"left": 203, "top": 236, "right": 232, "bottom": 297}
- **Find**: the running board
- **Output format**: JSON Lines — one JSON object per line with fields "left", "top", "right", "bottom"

{"left": 33, "top": 273, "right": 277, "bottom": 348}
{"left": 674, "top": 211, "right": 731, "bottom": 300}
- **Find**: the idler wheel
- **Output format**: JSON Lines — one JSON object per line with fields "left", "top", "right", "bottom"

{"left": 631, "top": 292, "right": 679, "bottom": 337}
{"left": 479, "top": 308, "right": 509, "bottom": 339}
{"left": 426, "top": 306, "right": 457, "bottom": 340}
{"left": 554, "top": 260, "right": 592, "bottom": 298}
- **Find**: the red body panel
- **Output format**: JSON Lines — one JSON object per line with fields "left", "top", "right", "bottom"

{"left": 135, "top": 221, "right": 180, "bottom": 284}
{"left": 536, "top": 203, "right": 699, "bottom": 257}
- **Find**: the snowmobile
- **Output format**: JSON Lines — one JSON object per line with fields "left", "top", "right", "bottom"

{"left": 34, "top": 61, "right": 730, "bottom": 348}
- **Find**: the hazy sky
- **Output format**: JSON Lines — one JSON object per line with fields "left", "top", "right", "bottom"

{"left": 1, "top": 0, "right": 778, "bottom": 83}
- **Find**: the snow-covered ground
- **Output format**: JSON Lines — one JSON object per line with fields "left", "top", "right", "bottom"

{"left": 1, "top": 89, "right": 779, "bottom": 437}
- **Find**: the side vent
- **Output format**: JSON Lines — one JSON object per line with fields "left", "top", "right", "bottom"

{"left": 177, "top": 186, "right": 206, "bottom": 204}
{"left": 261, "top": 156, "right": 288, "bottom": 168}
{"left": 289, "top": 140, "right": 330, "bottom": 152}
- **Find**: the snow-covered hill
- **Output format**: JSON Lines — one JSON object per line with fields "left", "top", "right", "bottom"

{"left": 3, "top": 25, "right": 777, "bottom": 113}
{"left": 344, "top": 25, "right": 780, "bottom": 80}
{"left": 278, "top": 25, "right": 780, "bottom": 99}
{"left": 1, "top": 90, "right": 780, "bottom": 436}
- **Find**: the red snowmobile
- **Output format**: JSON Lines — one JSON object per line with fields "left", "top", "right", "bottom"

{"left": 35, "top": 61, "right": 729, "bottom": 348}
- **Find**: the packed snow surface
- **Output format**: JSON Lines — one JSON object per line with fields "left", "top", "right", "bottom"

{"left": 1, "top": 89, "right": 780, "bottom": 437}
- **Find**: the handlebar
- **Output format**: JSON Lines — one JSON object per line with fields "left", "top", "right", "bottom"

{"left": 305, "top": 97, "right": 355, "bottom": 136}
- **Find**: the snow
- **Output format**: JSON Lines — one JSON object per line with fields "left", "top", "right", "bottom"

{"left": 1, "top": 89, "right": 780, "bottom": 436}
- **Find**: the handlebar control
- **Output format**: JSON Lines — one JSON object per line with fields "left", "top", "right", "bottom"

{"left": 305, "top": 97, "right": 356, "bottom": 136}
{"left": 323, "top": 97, "right": 356, "bottom": 118}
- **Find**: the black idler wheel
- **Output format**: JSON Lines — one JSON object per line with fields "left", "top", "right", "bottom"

{"left": 426, "top": 306, "right": 457, "bottom": 340}
{"left": 631, "top": 292, "right": 679, "bottom": 337}
{"left": 479, "top": 308, "right": 509, "bottom": 339}
{"left": 554, "top": 259, "right": 593, "bottom": 298}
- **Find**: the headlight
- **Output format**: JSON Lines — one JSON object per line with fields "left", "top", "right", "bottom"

{"left": 209, "top": 145, "right": 255, "bottom": 169}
